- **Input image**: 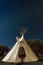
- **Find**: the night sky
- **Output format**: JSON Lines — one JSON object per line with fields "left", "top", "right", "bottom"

{"left": 0, "top": 0, "right": 43, "bottom": 48}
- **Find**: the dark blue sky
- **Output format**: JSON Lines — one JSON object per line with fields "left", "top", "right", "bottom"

{"left": 0, "top": 0, "right": 43, "bottom": 48}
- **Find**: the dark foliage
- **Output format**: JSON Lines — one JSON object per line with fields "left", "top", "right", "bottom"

{"left": 0, "top": 45, "right": 10, "bottom": 56}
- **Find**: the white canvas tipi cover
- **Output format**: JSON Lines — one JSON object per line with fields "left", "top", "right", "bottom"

{"left": 2, "top": 35, "right": 38, "bottom": 63}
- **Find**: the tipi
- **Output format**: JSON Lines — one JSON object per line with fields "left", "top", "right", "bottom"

{"left": 2, "top": 34, "right": 38, "bottom": 63}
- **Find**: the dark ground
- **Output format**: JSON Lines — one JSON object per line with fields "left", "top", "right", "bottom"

{"left": 0, "top": 61, "right": 43, "bottom": 65}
